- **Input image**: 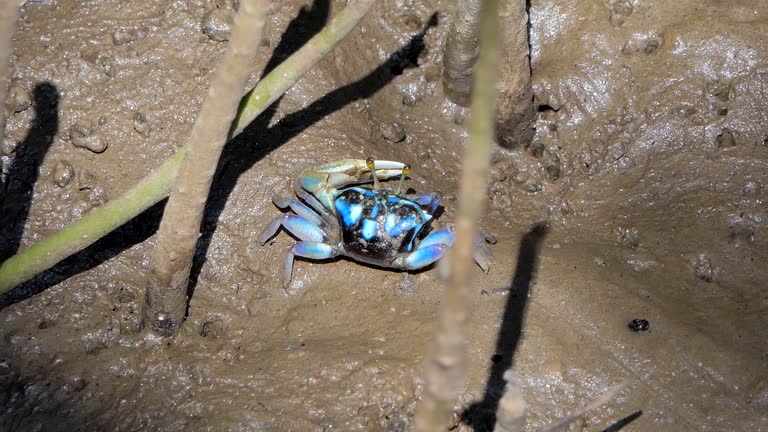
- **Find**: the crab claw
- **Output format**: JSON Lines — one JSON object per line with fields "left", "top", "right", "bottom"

{"left": 298, "top": 158, "right": 407, "bottom": 210}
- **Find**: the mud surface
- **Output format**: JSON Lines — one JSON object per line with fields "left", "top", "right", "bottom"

{"left": 1, "top": 0, "right": 767, "bottom": 431}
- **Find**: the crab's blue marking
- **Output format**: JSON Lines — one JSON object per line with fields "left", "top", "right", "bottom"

{"left": 361, "top": 219, "right": 377, "bottom": 240}
{"left": 389, "top": 216, "right": 416, "bottom": 237}
{"left": 384, "top": 213, "right": 397, "bottom": 233}
{"left": 334, "top": 199, "right": 363, "bottom": 227}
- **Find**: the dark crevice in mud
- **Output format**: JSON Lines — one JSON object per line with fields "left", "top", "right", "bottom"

{"left": 462, "top": 221, "right": 549, "bottom": 431}
{"left": 536, "top": 103, "right": 558, "bottom": 113}
{"left": 0, "top": 82, "right": 59, "bottom": 261}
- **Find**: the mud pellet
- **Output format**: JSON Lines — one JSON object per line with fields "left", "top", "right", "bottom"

{"left": 73, "top": 134, "right": 108, "bottom": 153}
{"left": 52, "top": 160, "right": 74, "bottom": 187}
{"left": 133, "top": 111, "right": 151, "bottom": 138}
{"left": 202, "top": 8, "right": 233, "bottom": 42}
{"left": 8, "top": 85, "right": 32, "bottom": 113}
{"left": 380, "top": 122, "right": 406, "bottom": 143}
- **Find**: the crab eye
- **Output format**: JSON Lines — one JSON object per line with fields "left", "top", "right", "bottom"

{"left": 365, "top": 157, "right": 376, "bottom": 170}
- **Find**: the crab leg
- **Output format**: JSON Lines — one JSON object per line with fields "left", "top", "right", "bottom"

{"left": 271, "top": 196, "right": 324, "bottom": 226}
{"left": 295, "top": 189, "right": 338, "bottom": 228}
{"left": 257, "top": 215, "right": 326, "bottom": 245}
{"left": 284, "top": 241, "right": 338, "bottom": 287}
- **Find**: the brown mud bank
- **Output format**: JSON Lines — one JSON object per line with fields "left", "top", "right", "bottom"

{"left": 1, "top": 0, "right": 767, "bottom": 431}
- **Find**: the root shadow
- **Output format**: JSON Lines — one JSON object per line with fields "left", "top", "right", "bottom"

{"left": 0, "top": 82, "right": 59, "bottom": 260}
{"left": 462, "top": 221, "right": 549, "bottom": 431}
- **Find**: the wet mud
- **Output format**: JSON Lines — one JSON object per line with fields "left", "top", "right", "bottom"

{"left": 1, "top": 0, "right": 767, "bottom": 431}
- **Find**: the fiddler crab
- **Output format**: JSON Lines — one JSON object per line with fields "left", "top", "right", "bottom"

{"left": 258, "top": 158, "right": 491, "bottom": 287}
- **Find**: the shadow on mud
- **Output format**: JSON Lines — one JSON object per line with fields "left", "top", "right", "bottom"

{"left": 462, "top": 222, "right": 548, "bottom": 431}
{"left": 0, "top": 1, "right": 439, "bottom": 307}
{"left": 0, "top": 82, "right": 59, "bottom": 260}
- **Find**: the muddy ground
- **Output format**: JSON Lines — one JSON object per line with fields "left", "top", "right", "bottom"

{"left": 1, "top": 0, "right": 767, "bottom": 431}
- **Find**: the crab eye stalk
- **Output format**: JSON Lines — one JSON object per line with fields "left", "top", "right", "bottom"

{"left": 395, "top": 164, "right": 411, "bottom": 194}
{"left": 366, "top": 157, "right": 380, "bottom": 190}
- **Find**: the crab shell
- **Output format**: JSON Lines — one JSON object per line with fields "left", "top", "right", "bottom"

{"left": 333, "top": 186, "right": 433, "bottom": 266}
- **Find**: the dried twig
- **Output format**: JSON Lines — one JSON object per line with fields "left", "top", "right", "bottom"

{"left": 0, "top": 0, "right": 378, "bottom": 295}
{"left": 142, "top": 0, "right": 270, "bottom": 336}
{"left": 414, "top": 0, "right": 501, "bottom": 429}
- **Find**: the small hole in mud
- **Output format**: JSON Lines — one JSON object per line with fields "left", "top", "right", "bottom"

{"left": 718, "top": 107, "right": 728, "bottom": 116}
{"left": 537, "top": 104, "right": 558, "bottom": 112}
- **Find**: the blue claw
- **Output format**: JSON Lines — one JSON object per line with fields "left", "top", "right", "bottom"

{"left": 257, "top": 215, "right": 326, "bottom": 245}
{"left": 406, "top": 192, "right": 440, "bottom": 215}
{"left": 418, "top": 227, "right": 455, "bottom": 249}
{"left": 404, "top": 244, "right": 447, "bottom": 270}
{"left": 283, "top": 241, "right": 338, "bottom": 287}
{"left": 272, "top": 196, "right": 324, "bottom": 226}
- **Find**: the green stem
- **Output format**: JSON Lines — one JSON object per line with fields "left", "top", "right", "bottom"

{"left": 0, "top": 0, "right": 378, "bottom": 295}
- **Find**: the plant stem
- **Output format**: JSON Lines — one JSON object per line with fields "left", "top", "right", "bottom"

{"left": 414, "top": 0, "right": 501, "bottom": 429}
{"left": 0, "top": 0, "right": 379, "bottom": 295}
{"left": 493, "top": 371, "right": 527, "bottom": 432}
{"left": 142, "top": 0, "right": 270, "bottom": 337}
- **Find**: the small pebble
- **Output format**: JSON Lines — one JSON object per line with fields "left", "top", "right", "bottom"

{"left": 202, "top": 8, "right": 233, "bottom": 42}
{"left": 380, "top": 122, "right": 406, "bottom": 143}
{"left": 51, "top": 160, "right": 74, "bottom": 188}
{"left": 8, "top": 85, "right": 32, "bottom": 113}
{"left": 627, "top": 318, "right": 650, "bottom": 332}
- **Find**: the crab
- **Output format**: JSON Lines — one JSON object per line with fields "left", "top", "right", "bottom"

{"left": 258, "top": 158, "right": 491, "bottom": 287}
